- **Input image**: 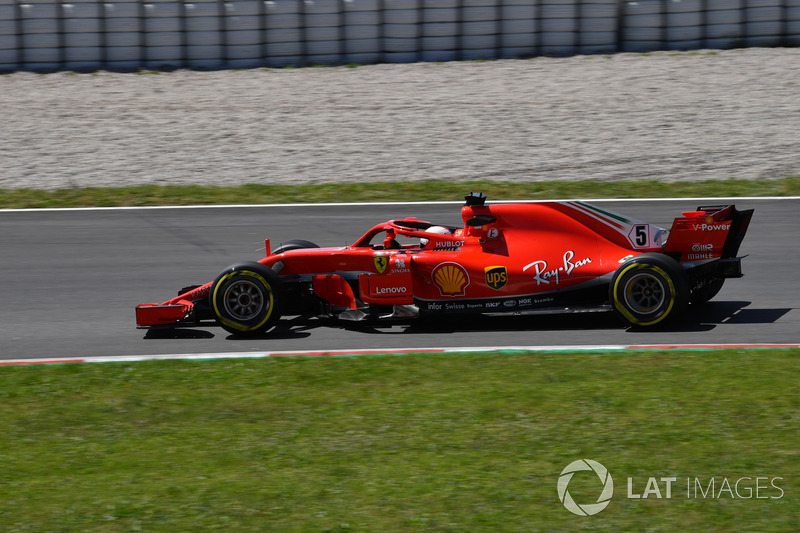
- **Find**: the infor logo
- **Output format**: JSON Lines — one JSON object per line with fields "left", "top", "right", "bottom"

{"left": 557, "top": 459, "right": 614, "bottom": 516}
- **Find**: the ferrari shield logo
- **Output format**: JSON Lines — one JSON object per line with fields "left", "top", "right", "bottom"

{"left": 374, "top": 256, "right": 388, "bottom": 274}
{"left": 484, "top": 266, "right": 508, "bottom": 290}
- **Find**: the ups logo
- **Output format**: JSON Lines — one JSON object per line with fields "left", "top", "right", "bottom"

{"left": 484, "top": 266, "right": 508, "bottom": 290}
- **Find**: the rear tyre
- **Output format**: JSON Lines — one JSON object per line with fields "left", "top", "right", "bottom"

{"left": 210, "top": 262, "right": 283, "bottom": 337}
{"left": 272, "top": 239, "right": 319, "bottom": 254}
{"left": 610, "top": 253, "right": 688, "bottom": 327}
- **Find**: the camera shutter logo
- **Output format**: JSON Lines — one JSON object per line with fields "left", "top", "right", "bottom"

{"left": 557, "top": 459, "right": 614, "bottom": 516}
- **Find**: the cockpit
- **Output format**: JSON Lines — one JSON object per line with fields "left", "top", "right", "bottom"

{"left": 353, "top": 219, "right": 461, "bottom": 250}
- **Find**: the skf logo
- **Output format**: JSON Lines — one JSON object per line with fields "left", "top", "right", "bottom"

{"left": 484, "top": 266, "right": 508, "bottom": 290}
{"left": 432, "top": 262, "right": 470, "bottom": 297}
{"left": 374, "top": 256, "right": 388, "bottom": 274}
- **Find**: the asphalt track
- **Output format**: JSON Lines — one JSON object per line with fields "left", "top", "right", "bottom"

{"left": 1, "top": 198, "right": 797, "bottom": 362}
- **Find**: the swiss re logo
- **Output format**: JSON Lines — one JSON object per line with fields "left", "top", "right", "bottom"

{"left": 484, "top": 266, "right": 508, "bottom": 290}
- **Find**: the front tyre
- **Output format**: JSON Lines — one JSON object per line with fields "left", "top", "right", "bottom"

{"left": 610, "top": 253, "right": 688, "bottom": 328}
{"left": 210, "top": 262, "right": 283, "bottom": 337}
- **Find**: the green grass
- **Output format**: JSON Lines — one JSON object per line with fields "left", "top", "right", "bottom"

{"left": 1, "top": 176, "right": 798, "bottom": 209}
{"left": 1, "top": 349, "right": 797, "bottom": 531}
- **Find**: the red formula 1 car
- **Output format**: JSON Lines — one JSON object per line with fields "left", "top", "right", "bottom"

{"left": 136, "top": 193, "right": 753, "bottom": 336}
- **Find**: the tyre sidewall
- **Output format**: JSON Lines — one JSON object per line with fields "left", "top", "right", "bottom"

{"left": 210, "top": 263, "right": 282, "bottom": 335}
{"left": 610, "top": 254, "right": 688, "bottom": 327}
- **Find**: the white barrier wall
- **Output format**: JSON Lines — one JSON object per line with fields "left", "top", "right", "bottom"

{"left": 0, "top": 0, "right": 798, "bottom": 71}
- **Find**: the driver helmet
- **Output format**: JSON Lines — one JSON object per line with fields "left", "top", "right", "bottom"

{"left": 420, "top": 225, "right": 452, "bottom": 247}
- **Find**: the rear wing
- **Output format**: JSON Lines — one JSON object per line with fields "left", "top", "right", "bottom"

{"left": 664, "top": 205, "right": 754, "bottom": 261}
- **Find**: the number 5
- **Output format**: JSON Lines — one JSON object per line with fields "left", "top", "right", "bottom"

{"left": 635, "top": 225, "right": 647, "bottom": 247}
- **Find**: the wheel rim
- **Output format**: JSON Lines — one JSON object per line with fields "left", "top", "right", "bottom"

{"left": 624, "top": 272, "right": 666, "bottom": 314}
{"left": 223, "top": 279, "right": 267, "bottom": 320}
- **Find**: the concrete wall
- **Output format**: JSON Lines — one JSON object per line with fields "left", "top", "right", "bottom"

{"left": 1, "top": 0, "right": 798, "bottom": 71}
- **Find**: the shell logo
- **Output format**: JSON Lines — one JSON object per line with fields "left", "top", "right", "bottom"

{"left": 432, "top": 262, "right": 470, "bottom": 297}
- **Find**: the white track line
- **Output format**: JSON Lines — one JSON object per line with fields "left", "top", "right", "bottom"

{"left": 1, "top": 196, "right": 797, "bottom": 213}
{"left": 2, "top": 344, "right": 798, "bottom": 366}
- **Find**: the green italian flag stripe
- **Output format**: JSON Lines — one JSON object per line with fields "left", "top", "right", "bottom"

{"left": 576, "top": 201, "right": 632, "bottom": 224}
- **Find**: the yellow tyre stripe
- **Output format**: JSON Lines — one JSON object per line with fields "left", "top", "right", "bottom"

{"left": 612, "top": 263, "right": 676, "bottom": 327}
{"left": 212, "top": 270, "right": 274, "bottom": 332}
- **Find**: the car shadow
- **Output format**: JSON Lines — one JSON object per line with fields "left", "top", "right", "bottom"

{"left": 142, "top": 301, "right": 788, "bottom": 339}
{"left": 685, "top": 301, "right": 791, "bottom": 325}
{"left": 144, "top": 328, "right": 216, "bottom": 340}
{"left": 142, "top": 322, "right": 312, "bottom": 341}
{"left": 329, "top": 300, "right": 786, "bottom": 335}
{"left": 222, "top": 317, "right": 315, "bottom": 340}
{"left": 406, "top": 312, "right": 624, "bottom": 334}
{"left": 329, "top": 311, "right": 624, "bottom": 335}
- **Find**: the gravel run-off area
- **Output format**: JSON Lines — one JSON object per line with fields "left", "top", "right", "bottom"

{"left": 1, "top": 48, "right": 798, "bottom": 190}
